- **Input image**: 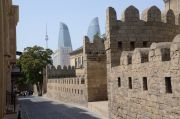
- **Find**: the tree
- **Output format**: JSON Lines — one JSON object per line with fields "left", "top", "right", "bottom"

{"left": 17, "top": 46, "right": 53, "bottom": 95}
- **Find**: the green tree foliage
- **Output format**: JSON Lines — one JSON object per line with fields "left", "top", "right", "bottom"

{"left": 17, "top": 46, "right": 53, "bottom": 95}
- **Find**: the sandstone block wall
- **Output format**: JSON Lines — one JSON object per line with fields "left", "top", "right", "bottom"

{"left": 0, "top": 0, "right": 19, "bottom": 118}
{"left": 47, "top": 65, "right": 76, "bottom": 78}
{"left": 108, "top": 41, "right": 180, "bottom": 119}
{"left": 46, "top": 35, "right": 108, "bottom": 106}
{"left": 47, "top": 76, "right": 88, "bottom": 106}
{"left": 105, "top": 5, "right": 180, "bottom": 119}
{"left": 105, "top": 6, "right": 180, "bottom": 67}
{"left": 83, "top": 36, "right": 108, "bottom": 102}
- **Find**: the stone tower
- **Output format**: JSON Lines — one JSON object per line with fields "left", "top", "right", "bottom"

{"left": 164, "top": 0, "right": 180, "bottom": 14}
{"left": 164, "top": 0, "right": 180, "bottom": 24}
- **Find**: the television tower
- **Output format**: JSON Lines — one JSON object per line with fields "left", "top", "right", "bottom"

{"left": 45, "top": 24, "right": 49, "bottom": 49}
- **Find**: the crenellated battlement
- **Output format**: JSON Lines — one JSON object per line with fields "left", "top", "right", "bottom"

{"left": 83, "top": 35, "right": 105, "bottom": 55}
{"left": 47, "top": 65, "right": 76, "bottom": 78}
{"left": 105, "top": 5, "right": 180, "bottom": 67}
{"left": 108, "top": 5, "right": 179, "bottom": 25}
{"left": 47, "top": 76, "right": 87, "bottom": 106}
{"left": 119, "top": 40, "right": 180, "bottom": 66}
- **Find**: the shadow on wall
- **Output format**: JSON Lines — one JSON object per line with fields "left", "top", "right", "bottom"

{"left": 19, "top": 97, "right": 103, "bottom": 119}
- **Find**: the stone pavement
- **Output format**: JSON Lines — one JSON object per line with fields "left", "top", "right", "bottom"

{"left": 19, "top": 96, "right": 108, "bottom": 119}
{"left": 88, "top": 101, "right": 109, "bottom": 118}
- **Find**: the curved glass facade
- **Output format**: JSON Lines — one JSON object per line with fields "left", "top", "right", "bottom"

{"left": 53, "top": 22, "right": 72, "bottom": 67}
{"left": 87, "top": 17, "right": 101, "bottom": 41}
{"left": 58, "top": 22, "right": 72, "bottom": 49}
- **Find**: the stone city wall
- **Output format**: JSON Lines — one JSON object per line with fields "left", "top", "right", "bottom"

{"left": 105, "top": 6, "right": 180, "bottom": 67}
{"left": 47, "top": 65, "right": 76, "bottom": 78}
{"left": 47, "top": 76, "right": 88, "bottom": 106}
{"left": 83, "top": 36, "right": 108, "bottom": 102}
{"left": 108, "top": 41, "right": 180, "bottom": 119}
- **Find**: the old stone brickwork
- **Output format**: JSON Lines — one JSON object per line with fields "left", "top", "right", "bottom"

{"left": 46, "top": 35, "right": 108, "bottom": 106}
{"left": 105, "top": 5, "right": 180, "bottom": 67}
{"left": 47, "top": 65, "right": 76, "bottom": 78}
{"left": 108, "top": 38, "right": 180, "bottom": 119}
{"left": 164, "top": 0, "right": 180, "bottom": 24}
{"left": 46, "top": 2, "right": 180, "bottom": 119}
{"left": 106, "top": 4, "right": 180, "bottom": 119}
{"left": 0, "top": 0, "right": 19, "bottom": 118}
{"left": 83, "top": 36, "right": 107, "bottom": 102}
{"left": 47, "top": 76, "right": 87, "bottom": 106}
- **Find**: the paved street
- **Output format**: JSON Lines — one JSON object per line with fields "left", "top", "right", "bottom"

{"left": 19, "top": 96, "right": 107, "bottom": 119}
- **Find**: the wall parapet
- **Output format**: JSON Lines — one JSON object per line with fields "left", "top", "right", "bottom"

{"left": 118, "top": 41, "right": 180, "bottom": 66}
{"left": 47, "top": 76, "right": 87, "bottom": 106}
{"left": 109, "top": 5, "right": 179, "bottom": 25}
{"left": 47, "top": 65, "right": 76, "bottom": 78}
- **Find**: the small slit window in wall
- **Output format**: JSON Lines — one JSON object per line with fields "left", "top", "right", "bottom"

{"left": 165, "top": 77, "right": 172, "bottom": 93}
{"left": 128, "top": 77, "right": 132, "bottom": 89}
{"left": 143, "top": 77, "right": 148, "bottom": 91}
{"left": 118, "top": 77, "right": 121, "bottom": 87}
{"left": 81, "top": 78, "right": 85, "bottom": 84}
{"left": 141, "top": 53, "right": 149, "bottom": 63}
{"left": 162, "top": 48, "right": 171, "bottom": 61}
{"left": 130, "top": 41, "right": 135, "bottom": 51}
{"left": 118, "top": 41, "right": 122, "bottom": 50}
{"left": 128, "top": 55, "right": 132, "bottom": 64}
{"left": 143, "top": 41, "right": 148, "bottom": 47}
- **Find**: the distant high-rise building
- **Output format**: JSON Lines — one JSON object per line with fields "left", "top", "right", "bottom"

{"left": 45, "top": 24, "right": 49, "bottom": 49}
{"left": 52, "top": 22, "right": 72, "bottom": 67}
{"left": 87, "top": 17, "right": 101, "bottom": 41}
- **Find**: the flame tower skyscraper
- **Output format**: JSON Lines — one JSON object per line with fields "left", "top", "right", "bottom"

{"left": 52, "top": 22, "right": 72, "bottom": 67}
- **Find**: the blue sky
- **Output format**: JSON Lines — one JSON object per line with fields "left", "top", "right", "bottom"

{"left": 13, "top": 0, "right": 164, "bottom": 52}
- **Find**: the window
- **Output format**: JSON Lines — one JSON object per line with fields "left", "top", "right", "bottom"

{"left": 118, "top": 77, "right": 121, "bottom": 87}
{"left": 74, "top": 79, "right": 76, "bottom": 84}
{"left": 128, "top": 77, "right": 132, "bottom": 89}
{"left": 143, "top": 77, "right": 148, "bottom": 90}
{"left": 81, "top": 78, "right": 85, "bottom": 84}
{"left": 118, "top": 41, "right": 122, "bottom": 50}
{"left": 82, "top": 57, "right": 83, "bottom": 67}
{"left": 162, "top": 48, "right": 171, "bottom": 61}
{"left": 75, "top": 58, "right": 77, "bottom": 68}
{"left": 77, "top": 79, "right": 79, "bottom": 84}
{"left": 143, "top": 41, "right": 148, "bottom": 47}
{"left": 81, "top": 90, "right": 83, "bottom": 95}
{"left": 130, "top": 42, "right": 135, "bottom": 50}
{"left": 128, "top": 55, "right": 132, "bottom": 64}
{"left": 78, "top": 57, "right": 81, "bottom": 67}
{"left": 141, "top": 54, "right": 149, "bottom": 63}
{"left": 165, "top": 77, "right": 172, "bottom": 93}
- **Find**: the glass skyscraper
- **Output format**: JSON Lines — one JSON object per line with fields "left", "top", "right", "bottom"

{"left": 87, "top": 17, "right": 101, "bottom": 41}
{"left": 52, "top": 22, "right": 72, "bottom": 67}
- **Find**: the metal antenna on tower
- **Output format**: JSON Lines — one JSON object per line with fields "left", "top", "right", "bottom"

{"left": 45, "top": 24, "right": 49, "bottom": 49}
